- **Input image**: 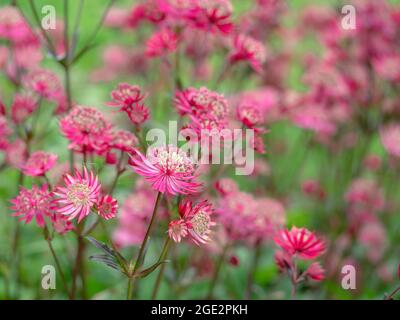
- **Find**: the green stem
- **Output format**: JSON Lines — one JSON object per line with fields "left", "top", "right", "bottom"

{"left": 127, "top": 192, "right": 163, "bottom": 299}
{"left": 245, "top": 242, "right": 261, "bottom": 299}
{"left": 151, "top": 237, "right": 171, "bottom": 299}
{"left": 206, "top": 243, "right": 229, "bottom": 299}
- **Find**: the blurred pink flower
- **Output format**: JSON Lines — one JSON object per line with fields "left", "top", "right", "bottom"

{"left": 11, "top": 184, "right": 54, "bottom": 227}
{"left": 215, "top": 178, "right": 238, "bottom": 197}
{"left": 60, "top": 106, "right": 112, "bottom": 153}
{"left": 0, "top": 6, "right": 37, "bottom": 44}
{"left": 54, "top": 168, "right": 102, "bottom": 223}
{"left": 125, "top": 102, "right": 150, "bottom": 126}
{"left": 21, "top": 151, "right": 58, "bottom": 177}
{"left": 380, "top": 124, "right": 400, "bottom": 158}
{"left": 11, "top": 92, "right": 38, "bottom": 124}
{"left": 5, "top": 139, "right": 27, "bottom": 168}
{"left": 305, "top": 262, "right": 325, "bottom": 281}
{"left": 130, "top": 145, "right": 202, "bottom": 195}
{"left": 0, "top": 115, "right": 11, "bottom": 150}
{"left": 345, "top": 178, "right": 384, "bottom": 213}
{"left": 23, "top": 69, "right": 62, "bottom": 100}
{"left": 373, "top": 54, "right": 400, "bottom": 82}
{"left": 274, "top": 227, "right": 325, "bottom": 260}
{"left": 51, "top": 213, "right": 74, "bottom": 235}
{"left": 358, "top": 222, "right": 387, "bottom": 263}
{"left": 109, "top": 129, "right": 138, "bottom": 153}
{"left": 236, "top": 103, "right": 264, "bottom": 128}
{"left": 107, "top": 83, "right": 147, "bottom": 110}
{"left": 229, "top": 34, "right": 267, "bottom": 73}
{"left": 145, "top": 28, "right": 178, "bottom": 57}
{"left": 96, "top": 194, "right": 118, "bottom": 220}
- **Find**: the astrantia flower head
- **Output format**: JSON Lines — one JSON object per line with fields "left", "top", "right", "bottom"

{"left": 187, "top": 0, "right": 233, "bottom": 34}
{"left": 60, "top": 106, "right": 112, "bottom": 153}
{"left": 96, "top": 194, "right": 118, "bottom": 220}
{"left": 169, "top": 199, "right": 215, "bottom": 245}
{"left": 51, "top": 213, "right": 74, "bottom": 235}
{"left": 229, "top": 34, "right": 267, "bottom": 73}
{"left": 107, "top": 83, "right": 147, "bottom": 110}
{"left": 110, "top": 129, "right": 138, "bottom": 153}
{"left": 380, "top": 124, "right": 400, "bottom": 158}
{"left": 0, "top": 6, "right": 36, "bottom": 44}
{"left": 0, "top": 115, "right": 11, "bottom": 150}
{"left": 11, "top": 184, "right": 54, "bottom": 227}
{"left": 305, "top": 262, "right": 325, "bottom": 281}
{"left": 274, "top": 227, "right": 325, "bottom": 260}
{"left": 236, "top": 103, "right": 264, "bottom": 128}
{"left": 129, "top": 145, "right": 202, "bottom": 195}
{"left": 11, "top": 92, "right": 38, "bottom": 124}
{"left": 145, "top": 28, "right": 178, "bottom": 58}
{"left": 125, "top": 102, "right": 150, "bottom": 126}
{"left": 215, "top": 178, "right": 238, "bottom": 197}
{"left": 21, "top": 151, "right": 58, "bottom": 177}
{"left": 54, "top": 168, "right": 102, "bottom": 223}
{"left": 23, "top": 69, "right": 62, "bottom": 100}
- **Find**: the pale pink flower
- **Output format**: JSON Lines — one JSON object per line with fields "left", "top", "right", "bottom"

{"left": 236, "top": 103, "right": 264, "bottom": 128}
{"left": 0, "top": 6, "right": 37, "bottom": 44}
{"left": 358, "top": 222, "right": 387, "bottom": 263}
{"left": 60, "top": 106, "right": 113, "bottom": 153}
{"left": 214, "top": 178, "right": 238, "bottom": 197}
{"left": 54, "top": 168, "right": 102, "bottom": 223}
{"left": 129, "top": 145, "right": 202, "bottom": 195}
{"left": 145, "top": 28, "right": 178, "bottom": 57}
{"left": 380, "top": 124, "right": 400, "bottom": 158}
{"left": 253, "top": 198, "right": 286, "bottom": 240}
{"left": 168, "top": 219, "right": 188, "bottom": 243}
{"left": 23, "top": 69, "right": 62, "bottom": 100}
{"left": 5, "top": 139, "right": 27, "bottom": 168}
{"left": 11, "top": 184, "right": 54, "bottom": 227}
{"left": 21, "top": 151, "right": 58, "bottom": 177}
{"left": 373, "top": 54, "right": 400, "bottom": 82}
{"left": 274, "top": 227, "right": 325, "bottom": 260}
{"left": 109, "top": 129, "right": 138, "bottom": 153}
{"left": 305, "top": 262, "right": 325, "bottom": 281}
{"left": 51, "top": 213, "right": 74, "bottom": 235}
{"left": 345, "top": 178, "right": 384, "bottom": 213}
{"left": 11, "top": 92, "right": 38, "bottom": 124}
{"left": 0, "top": 115, "right": 11, "bottom": 150}
{"left": 229, "top": 34, "right": 267, "bottom": 73}
{"left": 96, "top": 194, "right": 118, "bottom": 220}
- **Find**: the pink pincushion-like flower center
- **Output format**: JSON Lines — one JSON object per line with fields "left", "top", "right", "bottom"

{"left": 69, "top": 107, "right": 108, "bottom": 134}
{"left": 67, "top": 183, "right": 91, "bottom": 206}
{"left": 150, "top": 147, "right": 195, "bottom": 175}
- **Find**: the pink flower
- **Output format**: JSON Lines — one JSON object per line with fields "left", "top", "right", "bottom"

{"left": 11, "top": 92, "right": 38, "bottom": 124}
{"left": 96, "top": 194, "right": 118, "bottom": 220}
{"left": 125, "top": 102, "right": 150, "bottom": 126}
{"left": 253, "top": 198, "right": 286, "bottom": 240}
{"left": 129, "top": 145, "right": 202, "bottom": 195}
{"left": 11, "top": 184, "right": 54, "bottom": 227}
{"left": 169, "top": 200, "right": 215, "bottom": 245}
{"left": 187, "top": 0, "right": 233, "bottom": 34}
{"left": 107, "top": 83, "right": 147, "bottom": 110}
{"left": 236, "top": 103, "right": 264, "bottom": 128}
{"left": 215, "top": 178, "right": 238, "bottom": 197}
{"left": 0, "top": 115, "right": 11, "bottom": 150}
{"left": 274, "top": 227, "right": 325, "bottom": 260}
{"left": 380, "top": 124, "right": 400, "bottom": 158}
{"left": 51, "top": 214, "right": 74, "bottom": 235}
{"left": 145, "top": 28, "right": 178, "bottom": 57}
{"left": 0, "top": 6, "right": 37, "bottom": 44}
{"left": 60, "top": 106, "right": 112, "bottom": 153}
{"left": 274, "top": 250, "right": 292, "bottom": 273}
{"left": 5, "top": 139, "right": 27, "bottom": 168}
{"left": 168, "top": 219, "right": 188, "bottom": 243}
{"left": 373, "top": 54, "right": 400, "bottom": 82}
{"left": 54, "top": 168, "right": 102, "bottom": 223}
{"left": 305, "top": 262, "right": 325, "bottom": 281}
{"left": 345, "top": 178, "right": 384, "bottom": 213}
{"left": 21, "top": 151, "right": 58, "bottom": 177}
{"left": 229, "top": 34, "right": 267, "bottom": 73}
{"left": 23, "top": 69, "right": 62, "bottom": 100}
{"left": 109, "top": 130, "right": 138, "bottom": 153}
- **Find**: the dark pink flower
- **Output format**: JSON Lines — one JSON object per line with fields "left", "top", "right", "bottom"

{"left": 11, "top": 184, "right": 54, "bottom": 227}
{"left": 129, "top": 145, "right": 202, "bottom": 195}
{"left": 60, "top": 106, "right": 112, "bottom": 153}
{"left": 125, "top": 102, "right": 150, "bottom": 126}
{"left": 145, "top": 28, "right": 178, "bottom": 57}
{"left": 54, "top": 168, "right": 102, "bottom": 223}
{"left": 168, "top": 219, "right": 188, "bottom": 243}
{"left": 96, "top": 194, "right": 118, "bottom": 220}
{"left": 236, "top": 103, "right": 264, "bottom": 128}
{"left": 21, "top": 151, "right": 58, "bottom": 177}
{"left": 274, "top": 227, "right": 325, "bottom": 260}
{"left": 229, "top": 34, "right": 267, "bottom": 73}
{"left": 274, "top": 250, "right": 292, "bottom": 273}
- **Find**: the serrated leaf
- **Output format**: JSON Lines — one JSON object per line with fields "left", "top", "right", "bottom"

{"left": 134, "top": 260, "right": 170, "bottom": 279}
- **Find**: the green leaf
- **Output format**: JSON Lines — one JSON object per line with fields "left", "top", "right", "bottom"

{"left": 133, "top": 260, "right": 170, "bottom": 279}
